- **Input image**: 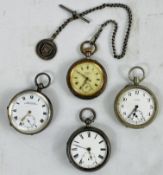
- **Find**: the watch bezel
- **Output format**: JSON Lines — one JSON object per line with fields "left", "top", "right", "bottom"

{"left": 7, "top": 89, "right": 53, "bottom": 135}
{"left": 66, "top": 58, "right": 107, "bottom": 99}
{"left": 114, "top": 84, "right": 158, "bottom": 128}
{"left": 66, "top": 126, "right": 111, "bottom": 171}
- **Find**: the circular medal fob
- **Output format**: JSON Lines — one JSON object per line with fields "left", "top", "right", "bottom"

{"left": 7, "top": 73, "right": 53, "bottom": 135}
{"left": 36, "top": 39, "right": 57, "bottom": 60}
{"left": 114, "top": 66, "right": 158, "bottom": 128}
{"left": 67, "top": 41, "right": 107, "bottom": 99}
{"left": 67, "top": 108, "right": 111, "bottom": 171}
{"left": 36, "top": 5, "right": 90, "bottom": 60}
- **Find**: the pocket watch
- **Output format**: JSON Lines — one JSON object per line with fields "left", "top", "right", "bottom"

{"left": 7, "top": 73, "right": 53, "bottom": 135}
{"left": 114, "top": 66, "right": 158, "bottom": 128}
{"left": 67, "top": 41, "right": 107, "bottom": 99}
{"left": 67, "top": 108, "right": 111, "bottom": 171}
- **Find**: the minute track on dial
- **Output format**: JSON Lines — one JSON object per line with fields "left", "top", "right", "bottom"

{"left": 67, "top": 108, "right": 111, "bottom": 171}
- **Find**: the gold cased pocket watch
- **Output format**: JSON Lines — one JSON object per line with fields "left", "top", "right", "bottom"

{"left": 67, "top": 41, "right": 107, "bottom": 99}
{"left": 114, "top": 66, "right": 158, "bottom": 128}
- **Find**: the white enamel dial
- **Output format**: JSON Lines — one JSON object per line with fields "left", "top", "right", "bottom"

{"left": 115, "top": 87, "right": 157, "bottom": 127}
{"left": 8, "top": 90, "right": 52, "bottom": 134}
{"left": 68, "top": 129, "right": 109, "bottom": 170}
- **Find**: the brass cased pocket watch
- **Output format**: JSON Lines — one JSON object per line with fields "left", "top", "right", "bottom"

{"left": 114, "top": 66, "right": 158, "bottom": 128}
{"left": 67, "top": 41, "right": 107, "bottom": 99}
{"left": 67, "top": 108, "right": 111, "bottom": 171}
{"left": 7, "top": 73, "right": 53, "bottom": 135}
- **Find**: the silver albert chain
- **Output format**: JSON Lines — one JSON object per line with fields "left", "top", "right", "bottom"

{"left": 36, "top": 3, "right": 132, "bottom": 60}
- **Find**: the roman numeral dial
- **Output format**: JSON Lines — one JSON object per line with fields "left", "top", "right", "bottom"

{"left": 67, "top": 129, "right": 110, "bottom": 170}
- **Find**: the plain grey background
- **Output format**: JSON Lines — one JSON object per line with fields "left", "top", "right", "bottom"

{"left": 0, "top": 0, "right": 163, "bottom": 174}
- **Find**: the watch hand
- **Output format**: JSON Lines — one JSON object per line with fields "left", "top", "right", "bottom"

{"left": 134, "top": 114, "right": 138, "bottom": 119}
{"left": 92, "top": 152, "right": 98, "bottom": 165}
{"left": 27, "top": 119, "right": 32, "bottom": 126}
{"left": 76, "top": 71, "right": 91, "bottom": 82}
{"left": 34, "top": 124, "right": 37, "bottom": 128}
{"left": 21, "top": 111, "right": 32, "bottom": 122}
{"left": 80, "top": 78, "right": 88, "bottom": 89}
{"left": 73, "top": 145, "right": 93, "bottom": 159}
{"left": 80, "top": 151, "right": 87, "bottom": 162}
{"left": 86, "top": 82, "right": 93, "bottom": 90}
{"left": 80, "top": 80, "right": 94, "bottom": 92}
{"left": 87, "top": 149, "right": 93, "bottom": 160}
{"left": 83, "top": 147, "right": 93, "bottom": 160}
{"left": 21, "top": 115, "right": 27, "bottom": 122}
{"left": 135, "top": 110, "right": 145, "bottom": 121}
{"left": 127, "top": 105, "right": 138, "bottom": 118}
{"left": 142, "top": 116, "right": 146, "bottom": 121}
{"left": 79, "top": 158, "right": 83, "bottom": 165}
{"left": 27, "top": 117, "right": 37, "bottom": 128}
{"left": 139, "top": 111, "right": 145, "bottom": 121}
{"left": 73, "top": 144, "right": 87, "bottom": 150}
{"left": 76, "top": 71, "right": 87, "bottom": 79}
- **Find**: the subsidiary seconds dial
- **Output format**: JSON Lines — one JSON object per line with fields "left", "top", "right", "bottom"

{"left": 7, "top": 73, "right": 53, "bottom": 135}
{"left": 114, "top": 66, "right": 158, "bottom": 128}
{"left": 67, "top": 108, "right": 111, "bottom": 171}
{"left": 68, "top": 129, "right": 109, "bottom": 170}
{"left": 115, "top": 87, "right": 157, "bottom": 128}
{"left": 67, "top": 59, "right": 107, "bottom": 99}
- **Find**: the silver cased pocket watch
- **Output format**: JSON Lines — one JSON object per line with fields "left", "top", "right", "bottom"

{"left": 114, "top": 66, "right": 158, "bottom": 128}
{"left": 67, "top": 108, "right": 111, "bottom": 171}
{"left": 7, "top": 73, "right": 53, "bottom": 135}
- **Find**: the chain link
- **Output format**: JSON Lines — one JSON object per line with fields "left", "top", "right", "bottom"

{"left": 51, "top": 3, "right": 132, "bottom": 59}
{"left": 51, "top": 17, "right": 74, "bottom": 39}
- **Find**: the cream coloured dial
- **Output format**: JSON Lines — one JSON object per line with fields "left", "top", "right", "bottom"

{"left": 67, "top": 59, "right": 107, "bottom": 98}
